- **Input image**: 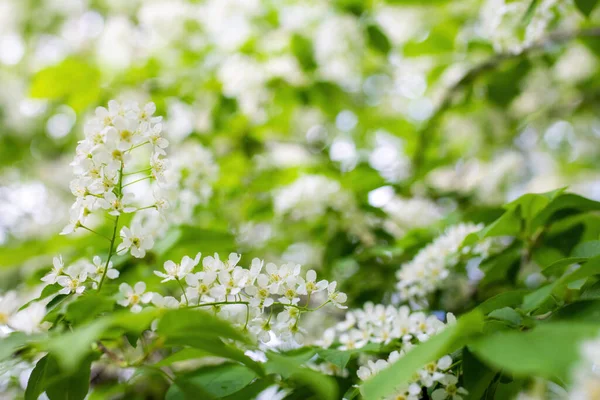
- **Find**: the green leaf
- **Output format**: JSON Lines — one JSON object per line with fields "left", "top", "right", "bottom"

{"left": 157, "top": 308, "right": 250, "bottom": 344}
{"left": 19, "top": 284, "right": 62, "bottom": 311}
{"left": 479, "top": 245, "right": 521, "bottom": 286}
{"left": 155, "top": 348, "right": 212, "bottom": 367}
{"left": 165, "top": 337, "right": 264, "bottom": 377}
{"left": 462, "top": 348, "right": 497, "bottom": 400}
{"left": 521, "top": 282, "right": 558, "bottom": 312}
{"left": 174, "top": 364, "right": 258, "bottom": 398}
{"left": 42, "top": 318, "right": 109, "bottom": 373}
{"left": 30, "top": 58, "right": 101, "bottom": 111}
{"left": 45, "top": 354, "right": 93, "bottom": 400}
{"left": 65, "top": 293, "right": 115, "bottom": 325}
{"left": 574, "top": 0, "right": 599, "bottom": 16}
{"left": 478, "top": 208, "right": 521, "bottom": 238}
{"left": 542, "top": 257, "right": 588, "bottom": 277}
{"left": 486, "top": 59, "right": 531, "bottom": 107}
{"left": 266, "top": 351, "right": 338, "bottom": 400}
{"left": 360, "top": 311, "right": 485, "bottom": 400}
{"left": 488, "top": 307, "right": 522, "bottom": 326}
{"left": 572, "top": 240, "right": 600, "bottom": 258}
{"left": 317, "top": 348, "right": 352, "bottom": 369}
{"left": 469, "top": 323, "right": 600, "bottom": 382}
{"left": 366, "top": 24, "right": 391, "bottom": 54}
{"left": 25, "top": 355, "right": 50, "bottom": 400}
{"left": 551, "top": 300, "right": 600, "bottom": 322}
{"left": 477, "top": 290, "right": 529, "bottom": 314}
{"left": 291, "top": 34, "right": 317, "bottom": 71}
{"left": 0, "top": 332, "right": 28, "bottom": 362}
{"left": 531, "top": 193, "right": 600, "bottom": 231}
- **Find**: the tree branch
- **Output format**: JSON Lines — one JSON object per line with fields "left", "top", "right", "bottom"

{"left": 411, "top": 26, "right": 600, "bottom": 176}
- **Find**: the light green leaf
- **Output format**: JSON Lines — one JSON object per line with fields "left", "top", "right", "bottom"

{"left": 469, "top": 323, "right": 600, "bottom": 382}
{"left": 157, "top": 308, "right": 250, "bottom": 344}
{"left": 266, "top": 351, "right": 338, "bottom": 400}
{"left": 30, "top": 58, "right": 101, "bottom": 112}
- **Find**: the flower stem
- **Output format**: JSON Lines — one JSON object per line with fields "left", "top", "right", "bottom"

{"left": 98, "top": 163, "right": 123, "bottom": 291}
{"left": 176, "top": 278, "right": 189, "bottom": 306}
{"left": 79, "top": 225, "right": 112, "bottom": 241}
{"left": 122, "top": 176, "right": 151, "bottom": 188}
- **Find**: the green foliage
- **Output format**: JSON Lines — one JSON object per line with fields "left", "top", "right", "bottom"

{"left": 30, "top": 58, "right": 101, "bottom": 112}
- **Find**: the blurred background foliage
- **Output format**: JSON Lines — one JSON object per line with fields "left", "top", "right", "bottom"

{"left": 1, "top": 0, "right": 600, "bottom": 309}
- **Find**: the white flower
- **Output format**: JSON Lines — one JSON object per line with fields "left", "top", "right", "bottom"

{"left": 327, "top": 281, "right": 347, "bottom": 309}
{"left": 431, "top": 374, "right": 468, "bottom": 400}
{"left": 57, "top": 266, "right": 87, "bottom": 295}
{"left": 0, "top": 291, "right": 19, "bottom": 326}
{"left": 42, "top": 256, "right": 65, "bottom": 284}
{"left": 138, "top": 102, "right": 162, "bottom": 124}
{"left": 148, "top": 123, "right": 169, "bottom": 155}
{"left": 154, "top": 253, "right": 201, "bottom": 282}
{"left": 150, "top": 154, "right": 170, "bottom": 184}
{"left": 98, "top": 192, "right": 136, "bottom": 216}
{"left": 297, "top": 269, "right": 328, "bottom": 295}
{"left": 7, "top": 303, "right": 48, "bottom": 335}
{"left": 87, "top": 255, "right": 119, "bottom": 286}
{"left": 151, "top": 293, "right": 180, "bottom": 309}
{"left": 185, "top": 271, "right": 219, "bottom": 303}
{"left": 419, "top": 356, "right": 453, "bottom": 387}
{"left": 118, "top": 282, "right": 153, "bottom": 313}
{"left": 245, "top": 275, "right": 274, "bottom": 309}
{"left": 111, "top": 115, "right": 143, "bottom": 151}
{"left": 117, "top": 224, "right": 155, "bottom": 258}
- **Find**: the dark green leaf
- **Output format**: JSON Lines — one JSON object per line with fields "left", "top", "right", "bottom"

{"left": 462, "top": 348, "right": 497, "bottom": 400}
{"left": 45, "top": 355, "right": 93, "bottom": 400}
{"left": 65, "top": 293, "right": 115, "bottom": 325}
{"left": 175, "top": 364, "right": 258, "bottom": 398}
{"left": 165, "top": 337, "right": 264, "bottom": 377}
{"left": 574, "top": 0, "right": 599, "bottom": 16}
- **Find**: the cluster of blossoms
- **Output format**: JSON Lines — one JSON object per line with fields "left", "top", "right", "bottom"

{"left": 382, "top": 196, "right": 445, "bottom": 238}
{"left": 568, "top": 335, "right": 600, "bottom": 399}
{"left": 0, "top": 291, "right": 47, "bottom": 336}
{"left": 356, "top": 351, "right": 467, "bottom": 400}
{"left": 62, "top": 100, "right": 169, "bottom": 259}
{"left": 426, "top": 152, "right": 526, "bottom": 205}
{"left": 318, "top": 302, "right": 465, "bottom": 400}
{"left": 40, "top": 255, "right": 120, "bottom": 295}
{"left": 395, "top": 223, "right": 495, "bottom": 303}
{"left": 116, "top": 252, "right": 347, "bottom": 345}
{"left": 273, "top": 175, "right": 353, "bottom": 221}
{"left": 156, "top": 143, "right": 219, "bottom": 225}
{"left": 319, "top": 302, "right": 452, "bottom": 350}
{"left": 273, "top": 174, "right": 376, "bottom": 245}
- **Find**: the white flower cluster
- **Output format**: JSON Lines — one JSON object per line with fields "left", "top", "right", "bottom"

{"left": 382, "top": 196, "right": 444, "bottom": 238}
{"left": 273, "top": 174, "right": 375, "bottom": 244}
{"left": 319, "top": 302, "right": 452, "bottom": 351}
{"left": 0, "top": 291, "right": 49, "bottom": 337}
{"left": 356, "top": 351, "right": 467, "bottom": 400}
{"left": 115, "top": 253, "right": 347, "bottom": 344}
{"left": 158, "top": 142, "right": 219, "bottom": 225}
{"left": 41, "top": 255, "right": 120, "bottom": 294}
{"left": 569, "top": 335, "right": 600, "bottom": 400}
{"left": 62, "top": 100, "right": 169, "bottom": 259}
{"left": 318, "top": 302, "right": 465, "bottom": 400}
{"left": 274, "top": 175, "right": 351, "bottom": 221}
{"left": 396, "top": 223, "right": 492, "bottom": 302}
